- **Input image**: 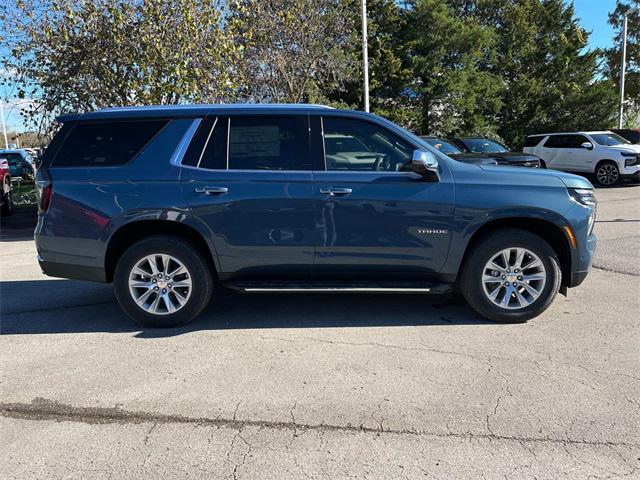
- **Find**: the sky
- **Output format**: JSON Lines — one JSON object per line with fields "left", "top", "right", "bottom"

{"left": 0, "top": 0, "right": 627, "bottom": 134}
{"left": 572, "top": 0, "right": 618, "bottom": 51}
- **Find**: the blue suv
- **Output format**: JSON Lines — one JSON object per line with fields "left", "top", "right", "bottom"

{"left": 34, "top": 104, "right": 597, "bottom": 327}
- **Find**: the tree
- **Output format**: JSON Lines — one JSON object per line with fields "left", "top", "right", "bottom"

{"left": 473, "top": 0, "right": 617, "bottom": 146}
{"left": 406, "top": 0, "right": 503, "bottom": 136}
{"left": 604, "top": 1, "right": 640, "bottom": 118}
{"left": 325, "top": 0, "right": 416, "bottom": 127}
{"left": 1, "top": 0, "right": 242, "bottom": 133}
{"left": 228, "top": 0, "right": 356, "bottom": 103}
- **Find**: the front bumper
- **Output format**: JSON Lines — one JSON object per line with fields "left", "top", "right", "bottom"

{"left": 621, "top": 164, "right": 640, "bottom": 177}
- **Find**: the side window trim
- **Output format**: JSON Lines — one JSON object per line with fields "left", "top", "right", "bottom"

{"left": 172, "top": 118, "right": 203, "bottom": 166}
{"left": 320, "top": 116, "right": 327, "bottom": 171}
{"left": 195, "top": 117, "right": 218, "bottom": 169}
{"left": 226, "top": 117, "right": 231, "bottom": 170}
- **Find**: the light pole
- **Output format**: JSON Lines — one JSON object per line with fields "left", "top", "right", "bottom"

{"left": 361, "top": 0, "right": 370, "bottom": 113}
{"left": 619, "top": 6, "right": 639, "bottom": 129}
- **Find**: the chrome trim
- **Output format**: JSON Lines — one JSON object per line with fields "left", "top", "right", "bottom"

{"left": 196, "top": 117, "right": 218, "bottom": 169}
{"left": 320, "top": 116, "right": 327, "bottom": 171}
{"left": 226, "top": 117, "right": 231, "bottom": 169}
{"left": 170, "top": 118, "right": 202, "bottom": 166}
{"left": 243, "top": 287, "right": 433, "bottom": 293}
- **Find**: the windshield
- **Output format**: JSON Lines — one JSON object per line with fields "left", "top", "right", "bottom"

{"left": 590, "top": 133, "right": 630, "bottom": 146}
{"left": 422, "top": 138, "right": 462, "bottom": 154}
{"left": 463, "top": 139, "right": 508, "bottom": 153}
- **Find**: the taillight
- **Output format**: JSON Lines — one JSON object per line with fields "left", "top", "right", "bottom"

{"left": 39, "top": 183, "right": 52, "bottom": 213}
{"left": 37, "top": 170, "right": 53, "bottom": 213}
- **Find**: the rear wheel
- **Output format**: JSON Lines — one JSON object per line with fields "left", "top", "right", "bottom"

{"left": 113, "top": 235, "right": 214, "bottom": 327}
{"left": 595, "top": 161, "right": 620, "bottom": 186}
{"left": 460, "top": 229, "right": 561, "bottom": 323}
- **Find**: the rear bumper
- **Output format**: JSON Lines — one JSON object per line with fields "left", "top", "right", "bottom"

{"left": 38, "top": 256, "right": 107, "bottom": 283}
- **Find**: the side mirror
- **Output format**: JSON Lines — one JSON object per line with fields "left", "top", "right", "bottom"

{"left": 411, "top": 149, "right": 439, "bottom": 179}
{"left": 581, "top": 142, "right": 593, "bottom": 150}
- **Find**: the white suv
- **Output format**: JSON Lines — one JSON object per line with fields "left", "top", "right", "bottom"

{"left": 523, "top": 131, "right": 640, "bottom": 186}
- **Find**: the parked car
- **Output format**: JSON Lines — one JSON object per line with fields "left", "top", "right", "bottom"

{"left": 0, "top": 149, "right": 35, "bottom": 182}
{"left": 610, "top": 129, "right": 640, "bottom": 144}
{"left": 448, "top": 137, "right": 542, "bottom": 168}
{"left": 523, "top": 131, "right": 640, "bottom": 186}
{"left": 420, "top": 136, "right": 498, "bottom": 165}
{"left": 35, "top": 104, "right": 597, "bottom": 327}
{"left": 0, "top": 157, "right": 12, "bottom": 216}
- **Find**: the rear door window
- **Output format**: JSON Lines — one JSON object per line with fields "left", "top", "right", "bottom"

{"left": 53, "top": 120, "right": 167, "bottom": 167}
{"left": 543, "top": 135, "right": 571, "bottom": 148}
{"left": 523, "top": 136, "right": 544, "bottom": 148}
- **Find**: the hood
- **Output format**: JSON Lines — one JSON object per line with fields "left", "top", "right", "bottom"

{"left": 478, "top": 163, "right": 593, "bottom": 189}
{"left": 487, "top": 151, "right": 540, "bottom": 162}
{"left": 447, "top": 152, "right": 498, "bottom": 165}
{"left": 607, "top": 144, "right": 640, "bottom": 154}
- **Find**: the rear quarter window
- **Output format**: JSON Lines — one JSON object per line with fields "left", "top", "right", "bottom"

{"left": 52, "top": 120, "right": 168, "bottom": 167}
{"left": 523, "top": 136, "right": 544, "bottom": 148}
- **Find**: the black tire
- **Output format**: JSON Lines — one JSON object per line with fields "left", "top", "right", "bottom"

{"left": 113, "top": 235, "right": 214, "bottom": 328}
{"left": 594, "top": 161, "right": 620, "bottom": 187}
{"left": 459, "top": 229, "right": 561, "bottom": 323}
{"left": 1, "top": 182, "right": 13, "bottom": 217}
{"left": 539, "top": 160, "right": 546, "bottom": 169}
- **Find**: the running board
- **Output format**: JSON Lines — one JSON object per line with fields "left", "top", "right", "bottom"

{"left": 225, "top": 281, "right": 452, "bottom": 294}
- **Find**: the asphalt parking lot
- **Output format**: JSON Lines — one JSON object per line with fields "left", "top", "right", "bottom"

{"left": 1, "top": 184, "right": 639, "bottom": 479}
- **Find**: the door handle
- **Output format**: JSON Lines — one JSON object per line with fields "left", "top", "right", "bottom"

{"left": 320, "top": 188, "right": 352, "bottom": 196}
{"left": 195, "top": 186, "right": 229, "bottom": 195}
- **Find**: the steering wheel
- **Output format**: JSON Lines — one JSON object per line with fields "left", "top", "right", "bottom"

{"left": 374, "top": 154, "right": 389, "bottom": 171}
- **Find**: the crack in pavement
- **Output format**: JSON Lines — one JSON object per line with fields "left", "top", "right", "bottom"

{"left": 592, "top": 265, "right": 640, "bottom": 277}
{"left": 2, "top": 398, "right": 638, "bottom": 449}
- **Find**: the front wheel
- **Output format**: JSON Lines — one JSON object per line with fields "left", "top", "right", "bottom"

{"left": 460, "top": 229, "right": 561, "bottom": 323}
{"left": 113, "top": 235, "right": 214, "bottom": 327}
{"left": 595, "top": 161, "right": 620, "bottom": 187}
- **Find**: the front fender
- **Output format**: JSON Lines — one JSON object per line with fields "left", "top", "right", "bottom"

{"left": 441, "top": 206, "right": 574, "bottom": 280}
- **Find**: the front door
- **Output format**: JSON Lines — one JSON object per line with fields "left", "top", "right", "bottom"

{"left": 312, "top": 115, "right": 454, "bottom": 281}
{"left": 181, "top": 114, "right": 316, "bottom": 280}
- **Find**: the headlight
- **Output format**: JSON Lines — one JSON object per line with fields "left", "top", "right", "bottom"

{"left": 568, "top": 188, "right": 596, "bottom": 235}
{"left": 622, "top": 153, "right": 638, "bottom": 166}
{"left": 568, "top": 188, "right": 596, "bottom": 207}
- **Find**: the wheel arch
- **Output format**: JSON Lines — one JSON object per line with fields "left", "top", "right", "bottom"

{"left": 594, "top": 158, "right": 620, "bottom": 171}
{"left": 458, "top": 217, "right": 572, "bottom": 289}
{"left": 104, "top": 220, "right": 217, "bottom": 282}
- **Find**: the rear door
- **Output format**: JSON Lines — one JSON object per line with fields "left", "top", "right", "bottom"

{"left": 312, "top": 115, "right": 454, "bottom": 280}
{"left": 538, "top": 135, "right": 572, "bottom": 170}
{"left": 181, "top": 114, "right": 316, "bottom": 280}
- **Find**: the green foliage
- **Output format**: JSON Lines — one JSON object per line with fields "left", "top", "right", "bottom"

{"left": 227, "top": 0, "right": 356, "bottom": 103}
{"left": 0, "top": 0, "right": 623, "bottom": 143}
{"left": 1, "top": 0, "right": 242, "bottom": 132}
{"left": 443, "top": 0, "right": 618, "bottom": 146}
{"left": 605, "top": 1, "right": 640, "bottom": 122}
{"left": 407, "top": 0, "right": 502, "bottom": 136}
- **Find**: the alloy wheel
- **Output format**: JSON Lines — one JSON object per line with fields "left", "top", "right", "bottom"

{"left": 481, "top": 247, "right": 547, "bottom": 310}
{"left": 596, "top": 164, "right": 619, "bottom": 186}
{"left": 128, "top": 254, "right": 192, "bottom": 315}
